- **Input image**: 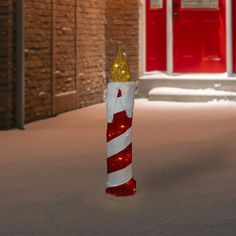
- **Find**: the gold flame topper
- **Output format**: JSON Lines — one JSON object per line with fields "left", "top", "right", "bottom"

{"left": 111, "top": 47, "right": 131, "bottom": 82}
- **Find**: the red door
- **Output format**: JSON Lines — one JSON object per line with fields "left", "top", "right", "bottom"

{"left": 233, "top": 0, "right": 236, "bottom": 72}
{"left": 173, "top": 0, "right": 226, "bottom": 73}
{"left": 146, "top": 0, "right": 166, "bottom": 71}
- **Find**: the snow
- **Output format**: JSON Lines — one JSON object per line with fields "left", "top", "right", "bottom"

{"left": 54, "top": 90, "right": 77, "bottom": 97}
{"left": 0, "top": 99, "right": 236, "bottom": 235}
{"left": 214, "top": 83, "right": 222, "bottom": 88}
{"left": 140, "top": 72, "right": 233, "bottom": 80}
{"left": 149, "top": 87, "right": 236, "bottom": 96}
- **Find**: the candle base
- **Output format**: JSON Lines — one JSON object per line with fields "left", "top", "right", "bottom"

{"left": 106, "top": 178, "right": 136, "bottom": 197}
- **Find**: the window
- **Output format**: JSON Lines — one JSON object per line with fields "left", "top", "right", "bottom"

{"left": 181, "top": 0, "right": 219, "bottom": 9}
{"left": 150, "top": 0, "right": 163, "bottom": 9}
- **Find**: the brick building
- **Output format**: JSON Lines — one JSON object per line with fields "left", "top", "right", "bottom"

{"left": 0, "top": 0, "right": 140, "bottom": 130}
{"left": 1, "top": 0, "right": 236, "bottom": 130}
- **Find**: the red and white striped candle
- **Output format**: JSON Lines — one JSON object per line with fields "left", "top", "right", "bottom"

{"left": 106, "top": 82, "right": 136, "bottom": 196}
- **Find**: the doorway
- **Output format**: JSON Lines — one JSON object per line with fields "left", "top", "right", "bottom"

{"left": 146, "top": 0, "right": 227, "bottom": 73}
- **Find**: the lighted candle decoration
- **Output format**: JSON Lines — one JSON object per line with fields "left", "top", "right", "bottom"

{"left": 106, "top": 48, "right": 136, "bottom": 196}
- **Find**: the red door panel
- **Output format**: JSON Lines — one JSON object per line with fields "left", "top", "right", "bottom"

{"left": 173, "top": 0, "right": 226, "bottom": 73}
{"left": 233, "top": 0, "right": 236, "bottom": 72}
{"left": 146, "top": 0, "right": 166, "bottom": 71}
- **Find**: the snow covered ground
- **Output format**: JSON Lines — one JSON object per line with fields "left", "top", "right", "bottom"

{"left": 0, "top": 99, "right": 236, "bottom": 236}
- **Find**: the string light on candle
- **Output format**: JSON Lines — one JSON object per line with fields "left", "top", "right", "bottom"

{"left": 111, "top": 47, "right": 131, "bottom": 82}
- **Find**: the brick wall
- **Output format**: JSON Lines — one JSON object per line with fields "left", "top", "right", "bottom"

{"left": 77, "top": 0, "right": 106, "bottom": 107}
{"left": 25, "top": 0, "right": 52, "bottom": 122}
{"left": 0, "top": 0, "right": 14, "bottom": 129}
{"left": 52, "top": 0, "right": 78, "bottom": 115}
{"left": 24, "top": 0, "right": 106, "bottom": 123}
{"left": 0, "top": 0, "right": 106, "bottom": 128}
{"left": 1, "top": 0, "right": 139, "bottom": 129}
{"left": 105, "top": 0, "right": 140, "bottom": 82}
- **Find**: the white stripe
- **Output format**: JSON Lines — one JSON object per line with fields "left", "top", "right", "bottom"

{"left": 107, "top": 127, "right": 132, "bottom": 158}
{"left": 106, "top": 82, "right": 136, "bottom": 123}
{"left": 106, "top": 164, "right": 133, "bottom": 187}
{"left": 114, "top": 96, "right": 123, "bottom": 114}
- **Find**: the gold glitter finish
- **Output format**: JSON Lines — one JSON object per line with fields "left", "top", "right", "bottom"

{"left": 111, "top": 47, "right": 131, "bottom": 82}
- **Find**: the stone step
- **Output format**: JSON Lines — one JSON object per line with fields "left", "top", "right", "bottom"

{"left": 138, "top": 73, "right": 236, "bottom": 97}
{"left": 148, "top": 87, "right": 236, "bottom": 102}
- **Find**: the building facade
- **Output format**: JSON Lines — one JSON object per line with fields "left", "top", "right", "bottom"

{"left": 1, "top": 0, "right": 236, "bottom": 130}
{"left": 0, "top": 0, "right": 139, "bottom": 129}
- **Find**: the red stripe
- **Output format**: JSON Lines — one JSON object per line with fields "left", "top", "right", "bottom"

{"left": 107, "top": 143, "right": 132, "bottom": 173}
{"left": 106, "top": 178, "right": 136, "bottom": 196}
{"left": 107, "top": 111, "right": 132, "bottom": 142}
{"left": 117, "top": 89, "right": 122, "bottom": 97}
